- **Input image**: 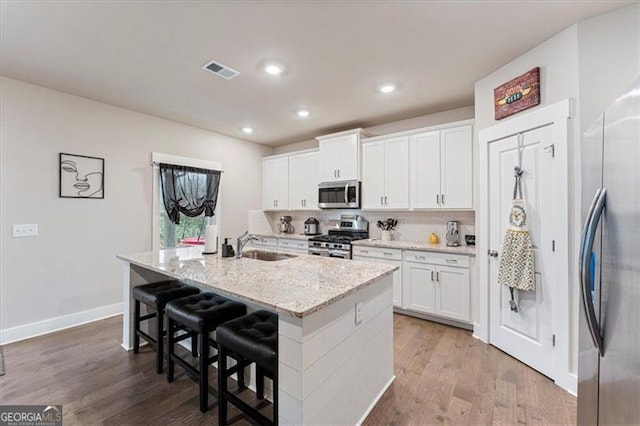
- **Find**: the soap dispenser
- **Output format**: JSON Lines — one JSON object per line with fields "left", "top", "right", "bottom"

{"left": 221, "top": 238, "right": 235, "bottom": 258}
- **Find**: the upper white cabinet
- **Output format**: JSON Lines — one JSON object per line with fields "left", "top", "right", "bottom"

{"left": 289, "top": 151, "right": 319, "bottom": 210}
{"left": 263, "top": 156, "right": 289, "bottom": 211}
{"left": 317, "top": 129, "right": 364, "bottom": 182}
{"left": 410, "top": 124, "right": 473, "bottom": 209}
{"left": 362, "top": 136, "right": 409, "bottom": 210}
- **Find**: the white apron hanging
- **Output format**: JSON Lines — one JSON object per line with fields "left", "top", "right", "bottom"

{"left": 497, "top": 135, "right": 536, "bottom": 312}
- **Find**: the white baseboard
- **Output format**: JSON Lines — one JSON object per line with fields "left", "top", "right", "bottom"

{"left": 557, "top": 372, "right": 578, "bottom": 396}
{"left": 356, "top": 375, "right": 395, "bottom": 426}
{"left": 0, "top": 303, "right": 123, "bottom": 345}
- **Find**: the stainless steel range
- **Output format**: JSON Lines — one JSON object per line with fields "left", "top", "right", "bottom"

{"left": 308, "top": 214, "right": 368, "bottom": 259}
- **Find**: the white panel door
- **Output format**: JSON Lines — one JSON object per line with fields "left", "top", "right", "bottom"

{"left": 338, "top": 134, "right": 359, "bottom": 181}
{"left": 403, "top": 261, "right": 437, "bottom": 314}
{"left": 319, "top": 138, "right": 340, "bottom": 182}
{"left": 289, "top": 153, "right": 308, "bottom": 210}
{"left": 263, "top": 156, "right": 289, "bottom": 211}
{"left": 361, "top": 141, "right": 386, "bottom": 209}
{"left": 289, "top": 152, "right": 318, "bottom": 210}
{"left": 436, "top": 266, "right": 470, "bottom": 322}
{"left": 488, "top": 124, "right": 555, "bottom": 379}
{"left": 440, "top": 125, "right": 473, "bottom": 209}
{"left": 410, "top": 131, "right": 441, "bottom": 209}
{"left": 384, "top": 136, "right": 410, "bottom": 209}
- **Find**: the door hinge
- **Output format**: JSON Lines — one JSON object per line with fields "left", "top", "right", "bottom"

{"left": 552, "top": 334, "right": 556, "bottom": 347}
{"left": 552, "top": 240, "right": 556, "bottom": 252}
{"left": 544, "top": 144, "right": 555, "bottom": 158}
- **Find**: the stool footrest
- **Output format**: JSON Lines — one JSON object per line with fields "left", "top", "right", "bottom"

{"left": 139, "top": 312, "right": 156, "bottom": 321}
{"left": 136, "top": 330, "right": 157, "bottom": 346}
{"left": 225, "top": 392, "right": 274, "bottom": 426}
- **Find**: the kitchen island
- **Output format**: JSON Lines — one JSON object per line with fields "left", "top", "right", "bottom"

{"left": 117, "top": 246, "right": 397, "bottom": 425}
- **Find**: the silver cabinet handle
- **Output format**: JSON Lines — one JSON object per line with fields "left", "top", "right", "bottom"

{"left": 431, "top": 270, "right": 434, "bottom": 281}
{"left": 416, "top": 255, "right": 426, "bottom": 260}
{"left": 337, "top": 169, "right": 340, "bottom": 178}
{"left": 436, "top": 194, "right": 440, "bottom": 205}
{"left": 445, "top": 259, "right": 458, "bottom": 264}
{"left": 441, "top": 194, "right": 445, "bottom": 205}
{"left": 383, "top": 252, "right": 393, "bottom": 257}
{"left": 436, "top": 271, "right": 440, "bottom": 282}
{"left": 384, "top": 195, "right": 388, "bottom": 205}
{"left": 380, "top": 196, "right": 384, "bottom": 206}
{"left": 580, "top": 188, "right": 606, "bottom": 356}
{"left": 359, "top": 250, "right": 369, "bottom": 254}
{"left": 488, "top": 250, "right": 499, "bottom": 258}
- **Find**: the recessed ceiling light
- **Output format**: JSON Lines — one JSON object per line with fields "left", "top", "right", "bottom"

{"left": 264, "top": 63, "right": 284, "bottom": 75}
{"left": 241, "top": 127, "right": 254, "bottom": 134}
{"left": 377, "top": 83, "right": 396, "bottom": 94}
{"left": 296, "top": 109, "right": 311, "bottom": 118}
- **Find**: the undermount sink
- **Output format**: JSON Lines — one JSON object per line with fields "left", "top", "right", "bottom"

{"left": 241, "top": 250, "right": 297, "bottom": 262}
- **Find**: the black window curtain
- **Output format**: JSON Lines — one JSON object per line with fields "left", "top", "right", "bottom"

{"left": 159, "top": 163, "right": 221, "bottom": 225}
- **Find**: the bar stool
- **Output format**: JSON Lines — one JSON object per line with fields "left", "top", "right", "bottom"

{"left": 132, "top": 281, "right": 200, "bottom": 374}
{"left": 165, "top": 293, "right": 248, "bottom": 413}
{"left": 216, "top": 310, "right": 278, "bottom": 426}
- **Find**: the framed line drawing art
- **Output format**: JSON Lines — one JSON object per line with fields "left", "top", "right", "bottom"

{"left": 59, "top": 153, "right": 104, "bottom": 199}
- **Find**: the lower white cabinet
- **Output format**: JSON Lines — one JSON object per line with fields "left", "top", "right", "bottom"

{"left": 251, "top": 236, "right": 278, "bottom": 250}
{"left": 278, "top": 238, "right": 309, "bottom": 254}
{"left": 402, "top": 251, "right": 470, "bottom": 323}
{"left": 353, "top": 247, "right": 403, "bottom": 307}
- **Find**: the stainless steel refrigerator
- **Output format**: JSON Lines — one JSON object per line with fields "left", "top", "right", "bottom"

{"left": 578, "top": 75, "right": 640, "bottom": 425}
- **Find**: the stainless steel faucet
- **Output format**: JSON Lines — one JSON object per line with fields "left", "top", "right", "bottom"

{"left": 236, "top": 231, "right": 259, "bottom": 258}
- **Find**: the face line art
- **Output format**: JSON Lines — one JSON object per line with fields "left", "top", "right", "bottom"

{"left": 61, "top": 159, "right": 103, "bottom": 197}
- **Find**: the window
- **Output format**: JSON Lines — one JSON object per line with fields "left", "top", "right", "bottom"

{"left": 151, "top": 153, "right": 223, "bottom": 251}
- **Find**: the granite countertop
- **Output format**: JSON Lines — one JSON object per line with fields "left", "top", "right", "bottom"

{"left": 352, "top": 239, "right": 476, "bottom": 256}
{"left": 117, "top": 247, "right": 396, "bottom": 318}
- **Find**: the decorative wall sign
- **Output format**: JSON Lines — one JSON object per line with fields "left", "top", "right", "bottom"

{"left": 494, "top": 67, "right": 541, "bottom": 120}
{"left": 59, "top": 153, "right": 104, "bottom": 199}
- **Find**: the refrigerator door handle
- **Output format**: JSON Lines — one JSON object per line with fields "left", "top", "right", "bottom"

{"left": 579, "top": 188, "right": 606, "bottom": 356}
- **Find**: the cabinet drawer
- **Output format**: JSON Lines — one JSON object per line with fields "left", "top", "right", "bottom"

{"left": 253, "top": 236, "right": 278, "bottom": 247}
{"left": 278, "top": 239, "right": 308, "bottom": 250}
{"left": 403, "top": 250, "right": 469, "bottom": 268}
{"left": 352, "top": 246, "right": 402, "bottom": 261}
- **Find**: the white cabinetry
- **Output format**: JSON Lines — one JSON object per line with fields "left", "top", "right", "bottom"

{"left": 251, "top": 236, "right": 278, "bottom": 249}
{"left": 277, "top": 238, "right": 308, "bottom": 254}
{"left": 317, "top": 129, "right": 363, "bottom": 182}
{"left": 409, "top": 124, "right": 473, "bottom": 209}
{"left": 289, "top": 151, "right": 319, "bottom": 210}
{"left": 352, "top": 246, "right": 403, "bottom": 307}
{"left": 263, "top": 156, "right": 289, "bottom": 211}
{"left": 402, "top": 251, "right": 470, "bottom": 322}
{"left": 361, "top": 136, "right": 409, "bottom": 210}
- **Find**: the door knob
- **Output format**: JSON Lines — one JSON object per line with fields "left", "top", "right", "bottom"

{"left": 488, "top": 250, "right": 499, "bottom": 258}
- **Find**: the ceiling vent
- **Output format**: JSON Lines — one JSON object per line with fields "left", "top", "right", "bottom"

{"left": 201, "top": 60, "right": 239, "bottom": 79}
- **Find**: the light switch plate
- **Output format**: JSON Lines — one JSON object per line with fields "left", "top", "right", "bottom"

{"left": 12, "top": 224, "right": 38, "bottom": 237}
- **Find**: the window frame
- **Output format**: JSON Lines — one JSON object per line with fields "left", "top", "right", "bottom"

{"left": 151, "top": 152, "right": 223, "bottom": 252}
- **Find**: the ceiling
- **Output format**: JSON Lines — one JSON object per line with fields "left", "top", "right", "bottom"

{"left": 0, "top": 1, "right": 633, "bottom": 146}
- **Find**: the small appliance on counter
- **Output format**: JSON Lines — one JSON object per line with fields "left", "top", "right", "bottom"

{"left": 277, "top": 216, "right": 294, "bottom": 234}
{"left": 308, "top": 214, "right": 368, "bottom": 259}
{"left": 429, "top": 233, "right": 440, "bottom": 244}
{"left": 304, "top": 217, "right": 320, "bottom": 235}
{"left": 465, "top": 234, "right": 476, "bottom": 246}
{"left": 445, "top": 221, "right": 461, "bottom": 247}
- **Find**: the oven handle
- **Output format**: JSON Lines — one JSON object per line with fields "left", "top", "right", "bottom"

{"left": 328, "top": 249, "right": 349, "bottom": 259}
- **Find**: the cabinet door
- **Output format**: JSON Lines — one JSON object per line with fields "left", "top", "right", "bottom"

{"left": 436, "top": 266, "right": 470, "bottom": 322}
{"left": 403, "top": 261, "right": 437, "bottom": 314}
{"left": 289, "top": 153, "right": 308, "bottom": 210}
{"left": 304, "top": 152, "right": 319, "bottom": 209}
{"left": 440, "top": 125, "right": 473, "bottom": 209}
{"left": 384, "top": 136, "right": 410, "bottom": 209}
{"left": 337, "top": 134, "right": 359, "bottom": 180}
{"left": 263, "top": 156, "right": 289, "bottom": 210}
{"left": 319, "top": 138, "right": 341, "bottom": 182}
{"left": 410, "top": 131, "right": 441, "bottom": 209}
{"left": 353, "top": 256, "right": 403, "bottom": 308}
{"left": 361, "top": 141, "right": 386, "bottom": 209}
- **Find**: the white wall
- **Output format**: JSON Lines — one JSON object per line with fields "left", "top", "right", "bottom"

{"left": 0, "top": 77, "right": 272, "bottom": 341}
{"left": 272, "top": 106, "right": 474, "bottom": 155}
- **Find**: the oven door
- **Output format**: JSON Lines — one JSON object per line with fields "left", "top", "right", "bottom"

{"left": 328, "top": 249, "right": 351, "bottom": 259}
{"left": 318, "top": 180, "right": 360, "bottom": 209}
{"left": 308, "top": 246, "right": 329, "bottom": 256}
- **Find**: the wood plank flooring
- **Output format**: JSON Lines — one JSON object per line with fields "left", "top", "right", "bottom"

{"left": 0, "top": 314, "right": 576, "bottom": 425}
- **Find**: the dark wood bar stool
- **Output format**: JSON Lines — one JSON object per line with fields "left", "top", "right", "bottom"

{"left": 216, "top": 310, "right": 278, "bottom": 426}
{"left": 132, "top": 281, "right": 200, "bottom": 374}
{"left": 165, "top": 293, "right": 248, "bottom": 413}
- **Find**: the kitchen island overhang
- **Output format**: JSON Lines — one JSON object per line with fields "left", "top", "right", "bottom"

{"left": 117, "top": 247, "right": 397, "bottom": 425}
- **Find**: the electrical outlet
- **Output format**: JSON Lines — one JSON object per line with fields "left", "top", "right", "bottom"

{"left": 12, "top": 224, "right": 38, "bottom": 237}
{"left": 355, "top": 302, "right": 364, "bottom": 325}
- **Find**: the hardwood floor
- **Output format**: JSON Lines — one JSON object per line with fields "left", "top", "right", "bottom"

{"left": 0, "top": 314, "right": 576, "bottom": 425}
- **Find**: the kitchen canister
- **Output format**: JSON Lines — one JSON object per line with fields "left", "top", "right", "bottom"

{"left": 381, "top": 230, "right": 392, "bottom": 242}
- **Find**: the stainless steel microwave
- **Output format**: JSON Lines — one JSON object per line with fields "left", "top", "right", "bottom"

{"left": 318, "top": 180, "right": 360, "bottom": 209}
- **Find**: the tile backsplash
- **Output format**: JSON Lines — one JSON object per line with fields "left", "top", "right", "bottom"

{"left": 264, "top": 210, "right": 475, "bottom": 245}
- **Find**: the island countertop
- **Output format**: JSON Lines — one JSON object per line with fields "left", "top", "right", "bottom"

{"left": 117, "top": 247, "right": 397, "bottom": 318}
